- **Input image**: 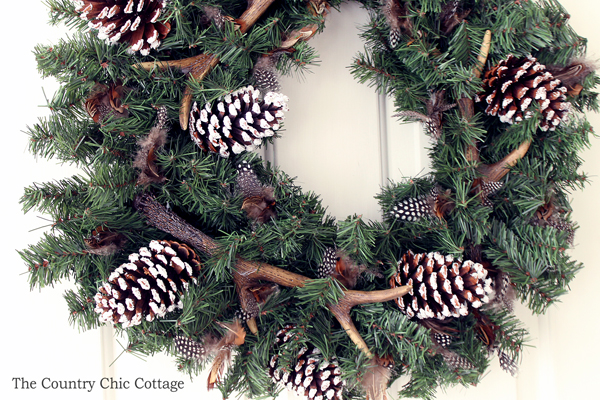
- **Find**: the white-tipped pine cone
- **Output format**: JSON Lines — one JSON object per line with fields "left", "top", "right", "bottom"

{"left": 389, "top": 250, "right": 493, "bottom": 320}
{"left": 269, "top": 325, "right": 345, "bottom": 400}
{"left": 94, "top": 240, "right": 201, "bottom": 328}
{"left": 75, "top": 0, "right": 171, "bottom": 56}
{"left": 189, "top": 87, "right": 288, "bottom": 158}
{"left": 475, "top": 55, "right": 571, "bottom": 131}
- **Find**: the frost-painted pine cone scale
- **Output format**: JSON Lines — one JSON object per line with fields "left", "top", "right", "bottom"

{"left": 475, "top": 55, "right": 571, "bottom": 131}
{"left": 189, "top": 86, "right": 288, "bottom": 158}
{"left": 94, "top": 240, "right": 201, "bottom": 328}
{"left": 390, "top": 250, "right": 493, "bottom": 320}
{"left": 75, "top": 0, "right": 171, "bottom": 55}
{"left": 269, "top": 325, "right": 344, "bottom": 400}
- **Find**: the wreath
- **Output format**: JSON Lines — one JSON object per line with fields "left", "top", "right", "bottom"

{"left": 21, "top": 1, "right": 598, "bottom": 399}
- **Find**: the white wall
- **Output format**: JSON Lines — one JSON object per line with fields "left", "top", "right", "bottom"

{"left": 4, "top": 1, "right": 599, "bottom": 399}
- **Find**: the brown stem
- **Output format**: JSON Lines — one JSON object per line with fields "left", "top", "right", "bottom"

{"left": 327, "top": 286, "right": 411, "bottom": 357}
{"left": 135, "top": 194, "right": 411, "bottom": 357}
{"left": 460, "top": 31, "right": 492, "bottom": 164}
{"left": 457, "top": 97, "right": 480, "bottom": 164}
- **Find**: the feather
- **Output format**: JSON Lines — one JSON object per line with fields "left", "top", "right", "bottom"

{"left": 439, "top": 0, "right": 471, "bottom": 35}
{"left": 547, "top": 59, "right": 596, "bottom": 96}
{"left": 84, "top": 80, "right": 129, "bottom": 123}
{"left": 249, "top": 283, "right": 280, "bottom": 304}
{"left": 241, "top": 187, "right": 277, "bottom": 223}
{"left": 237, "top": 161, "right": 277, "bottom": 223}
{"left": 84, "top": 226, "right": 127, "bottom": 256}
{"left": 361, "top": 356, "right": 393, "bottom": 400}
{"left": 202, "top": 5, "right": 226, "bottom": 29}
{"left": 207, "top": 345, "right": 232, "bottom": 390}
{"left": 332, "top": 249, "right": 367, "bottom": 289}
{"left": 394, "top": 91, "right": 455, "bottom": 139}
{"left": 382, "top": 0, "right": 413, "bottom": 36}
{"left": 133, "top": 107, "right": 169, "bottom": 185}
{"left": 206, "top": 320, "right": 246, "bottom": 390}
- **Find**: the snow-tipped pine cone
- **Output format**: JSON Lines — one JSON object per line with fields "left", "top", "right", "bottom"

{"left": 389, "top": 250, "right": 493, "bottom": 320}
{"left": 475, "top": 55, "right": 571, "bottom": 131}
{"left": 94, "top": 240, "right": 201, "bottom": 328}
{"left": 75, "top": 0, "right": 171, "bottom": 55}
{"left": 269, "top": 325, "right": 344, "bottom": 400}
{"left": 189, "top": 86, "right": 288, "bottom": 158}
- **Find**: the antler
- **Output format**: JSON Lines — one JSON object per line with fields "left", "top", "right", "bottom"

{"left": 134, "top": 193, "right": 410, "bottom": 358}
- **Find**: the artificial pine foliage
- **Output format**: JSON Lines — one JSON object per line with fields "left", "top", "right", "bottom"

{"left": 19, "top": 1, "right": 598, "bottom": 400}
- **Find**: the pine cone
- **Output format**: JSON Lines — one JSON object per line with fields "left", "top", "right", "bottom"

{"left": 75, "top": 0, "right": 171, "bottom": 55}
{"left": 94, "top": 240, "right": 201, "bottom": 328}
{"left": 85, "top": 81, "right": 129, "bottom": 123}
{"left": 475, "top": 55, "right": 571, "bottom": 131}
{"left": 189, "top": 87, "right": 288, "bottom": 158}
{"left": 269, "top": 325, "right": 345, "bottom": 400}
{"left": 389, "top": 250, "right": 493, "bottom": 320}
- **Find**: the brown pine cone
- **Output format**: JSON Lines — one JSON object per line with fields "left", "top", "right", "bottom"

{"left": 269, "top": 325, "right": 345, "bottom": 400}
{"left": 75, "top": 0, "right": 171, "bottom": 55}
{"left": 389, "top": 250, "right": 493, "bottom": 320}
{"left": 189, "top": 86, "right": 288, "bottom": 158}
{"left": 94, "top": 239, "right": 201, "bottom": 328}
{"left": 475, "top": 55, "right": 571, "bottom": 131}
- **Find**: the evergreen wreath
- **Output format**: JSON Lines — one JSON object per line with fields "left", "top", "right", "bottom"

{"left": 21, "top": 1, "right": 598, "bottom": 399}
